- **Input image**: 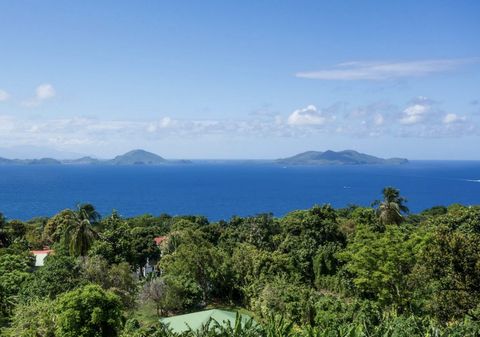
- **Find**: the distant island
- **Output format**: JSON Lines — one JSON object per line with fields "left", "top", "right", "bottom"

{"left": 0, "top": 149, "right": 191, "bottom": 166}
{"left": 277, "top": 150, "right": 408, "bottom": 165}
{"left": 110, "top": 150, "right": 168, "bottom": 165}
{"left": 0, "top": 149, "right": 408, "bottom": 166}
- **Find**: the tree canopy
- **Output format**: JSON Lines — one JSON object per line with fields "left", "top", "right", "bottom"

{"left": 2, "top": 188, "right": 480, "bottom": 336}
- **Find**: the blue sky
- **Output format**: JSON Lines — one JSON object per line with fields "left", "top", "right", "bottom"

{"left": 0, "top": 1, "right": 479, "bottom": 159}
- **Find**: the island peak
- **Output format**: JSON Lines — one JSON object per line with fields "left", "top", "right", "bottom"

{"left": 277, "top": 150, "right": 408, "bottom": 166}
{"left": 109, "top": 149, "right": 167, "bottom": 165}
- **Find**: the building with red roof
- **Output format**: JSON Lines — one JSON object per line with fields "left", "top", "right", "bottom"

{"left": 154, "top": 236, "right": 166, "bottom": 246}
{"left": 31, "top": 249, "right": 53, "bottom": 267}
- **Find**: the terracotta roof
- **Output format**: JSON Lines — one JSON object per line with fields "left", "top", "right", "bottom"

{"left": 31, "top": 250, "right": 54, "bottom": 255}
{"left": 154, "top": 236, "right": 166, "bottom": 245}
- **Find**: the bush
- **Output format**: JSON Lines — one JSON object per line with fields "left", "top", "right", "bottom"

{"left": 55, "top": 284, "right": 124, "bottom": 337}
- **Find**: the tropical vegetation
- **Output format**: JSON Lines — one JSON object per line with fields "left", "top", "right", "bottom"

{"left": 1, "top": 187, "right": 480, "bottom": 336}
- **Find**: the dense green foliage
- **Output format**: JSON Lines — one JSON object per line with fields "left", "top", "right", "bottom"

{"left": 1, "top": 189, "right": 480, "bottom": 336}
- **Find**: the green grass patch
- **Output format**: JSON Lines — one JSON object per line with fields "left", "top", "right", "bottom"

{"left": 128, "top": 300, "right": 160, "bottom": 327}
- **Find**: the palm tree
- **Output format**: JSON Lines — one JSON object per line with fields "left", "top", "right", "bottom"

{"left": 64, "top": 204, "right": 99, "bottom": 256}
{"left": 77, "top": 203, "right": 101, "bottom": 224}
{"left": 374, "top": 187, "right": 409, "bottom": 225}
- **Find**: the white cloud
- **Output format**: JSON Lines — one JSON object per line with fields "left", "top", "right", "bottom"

{"left": 339, "top": 97, "right": 478, "bottom": 138}
{"left": 22, "top": 83, "right": 56, "bottom": 107}
{"left": 287, "top": 105, "right": 327, "bottom": 126}
{"left": 147, "top": 117, "right": 175, "bottom": 132}
{"left": 296, "top": 58, "right": 477, "bottom": 81}
{"left": 0, "top": 90, "right": 9, "bottom": 102}
{"left": 0, "top": 96, "right": 478, "bottom": 151}
{"left": 400, "top": 99, "right": 431, "bottom": 125}
{"left": 36, "top": 84, "right": 56, "bottom": 100}
{"left": 443, "top": 113, "right": 466, "bottom": 124}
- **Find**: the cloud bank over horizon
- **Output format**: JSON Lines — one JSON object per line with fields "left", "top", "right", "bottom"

{"left": 0, "top": 93, "right": 477, "bottom": 158}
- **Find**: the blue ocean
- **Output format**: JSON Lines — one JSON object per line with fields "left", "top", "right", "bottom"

{"left": 0, "top": 161, "right": 479, "bottom": 221}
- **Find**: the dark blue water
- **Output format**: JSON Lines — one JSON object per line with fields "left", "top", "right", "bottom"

{"left": 0, "top": 161, "right": 479, "bottom": 221}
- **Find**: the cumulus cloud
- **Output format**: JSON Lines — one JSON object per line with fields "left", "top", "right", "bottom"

{"left": 443, "top": 113, "right": 466, "bottom": 124}
{"left": 395, "top": 97, "right": 473, "bottom": 135}
{"left": 0, "top": 97, "right": 478, "bottom": 151}
{"left": 400, "top": 104, "right": 430, "bottom": 125}
{"left": 35, "top": 84, "right": 56, "bottom": 100}
{"left": 287, "top": 105, "right": 327, "bottom": 126}
{"left": 0, "top": 90, "right": 9, "bottom": 102}
{"left": 22, "top": 83, "right": 56, "bottom": 107}
{"left": 296, "top": 58, "right": 478, "bottom": 81}
{"left": 336, "top": 97, "right": 478, "bottom": 138}
{"left": 146, "top": 117, "right": 175, "bottom": 133}
{"left": 399, "top": 96, "right": 436, "bottom": 126}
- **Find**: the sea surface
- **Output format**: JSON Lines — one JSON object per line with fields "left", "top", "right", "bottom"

{"left": 0, "top": 161, "right": 479, "bottom": 221}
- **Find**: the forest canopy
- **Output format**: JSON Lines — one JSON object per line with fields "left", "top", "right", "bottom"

{"left": 1, "top": 188, "right": 480, "bottom": 336}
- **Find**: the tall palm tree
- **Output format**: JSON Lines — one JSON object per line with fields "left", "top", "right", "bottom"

{"left": 77, "top": 203, "right": 101, "bottom": 224}
{"left": 64, "top": 205, "right": 99, "bottom": 256}
{"left": 374, "top": 187, "right": 409, "bottom": 225}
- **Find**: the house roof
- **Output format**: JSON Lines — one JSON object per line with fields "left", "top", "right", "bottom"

{"left": 160, "top": 309, "right": 253, "bottom": 333}
{"left": 30, "top": 249, "right": 54, "bottom": 267}
{"left": 31, "top": 249, "right": 54, "bottom": 255}
{"left": 154, "top": 236, "right": 166, "bottom": 245}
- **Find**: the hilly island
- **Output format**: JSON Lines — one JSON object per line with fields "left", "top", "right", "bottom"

{"left": 0, "top": 149, "right": 190, "bottom": 165}
{"left": 277, "top": 150, "right": 408, "bottom": 165}
{"left": 0, "top": 149, "right": 408, "bottom": 166}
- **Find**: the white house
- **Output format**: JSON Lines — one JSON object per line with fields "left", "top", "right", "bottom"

{"left": 31, "top": 249, "right": 53, "bottom": 267}
{"left": 137, "top": 236, "right": 167, "bottom": 277}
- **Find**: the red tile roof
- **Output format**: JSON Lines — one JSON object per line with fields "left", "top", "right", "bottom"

{"left": 154, "top": 236, "right": 166, "bottom": 245}
{"left": 31, "top": 249, "right": 54, "bottom": 255}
